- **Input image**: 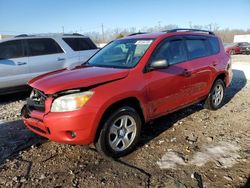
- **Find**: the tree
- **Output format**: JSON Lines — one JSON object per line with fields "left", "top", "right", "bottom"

{"left": 116, "top": 33, "right": 124, "bottom": 39}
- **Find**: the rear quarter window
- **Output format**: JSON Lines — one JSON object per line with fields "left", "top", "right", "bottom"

{"left": 63, "top": 38, "right": 97, "bottom": 51}
{"left": 208, "top": 37, "right": 220, "bottom": 54}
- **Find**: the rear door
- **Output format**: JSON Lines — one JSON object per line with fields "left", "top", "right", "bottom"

{"left": 27, "top": 38, "right": 66, "bottom": 78}
{"left": 0, "top": 39, "right": 29, "bottom": 89}
{"left": 62, "top": 37, "right": 98, "bottom": 63}
{"left": 184, "top": 35, "right": 214, "bottom": 101}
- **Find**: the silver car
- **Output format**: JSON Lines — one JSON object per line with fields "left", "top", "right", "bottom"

{"left": 0, "top": 33, "right": 98, "bottom": 94}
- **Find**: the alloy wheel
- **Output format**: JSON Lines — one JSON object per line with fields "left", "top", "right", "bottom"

{"left": 108, "top": 115, "right": 137, "bottom": 152}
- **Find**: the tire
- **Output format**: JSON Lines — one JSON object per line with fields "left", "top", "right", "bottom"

{"left": 204, "top": 79, "right": 225, "bottom": 110}
{"left": 95, "top": 106, "right": 142, "bottom": 159}
{"left": 230, "top": 50, "right": 235, "bottom": 55}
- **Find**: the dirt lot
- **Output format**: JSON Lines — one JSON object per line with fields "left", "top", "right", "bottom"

{"left": 0, "top": 55, "right": 250, "bottom": 188}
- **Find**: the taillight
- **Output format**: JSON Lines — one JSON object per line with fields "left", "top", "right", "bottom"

{"left": 227, "top": 58, "right": 232, "bottom": 71}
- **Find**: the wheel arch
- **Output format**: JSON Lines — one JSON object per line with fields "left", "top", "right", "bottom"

{"left": 215, "top": 73, "right": 227, "bottom": 85}
{"left": 94, "top": 97, "right": 145, "bottom": 142}
{"left": 210, "top": 72, "right": 227, "bottom": 89}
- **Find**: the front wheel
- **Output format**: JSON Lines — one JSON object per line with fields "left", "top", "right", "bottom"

{"left": 95, "top": 106, "right": 141, "bottom": 158}
{"left": 204, "top": 79, "right": 225, "bottom": 110}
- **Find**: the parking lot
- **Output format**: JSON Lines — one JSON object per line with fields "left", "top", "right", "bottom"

{"left": 0, "top": 55, "right": 250, "bottom": 187}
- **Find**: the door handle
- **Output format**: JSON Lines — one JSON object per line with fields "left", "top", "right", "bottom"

{"left": 212, "top": 61, "right": 218, "bottom": 66}
{"left": 17, "top": 62, "right": 27, "bottom": 66}
{"left": 182, "top": 69, "right": 192, "bottom": 77}
{"left": 57, "top": 57, "right": 65, "bottom": 61}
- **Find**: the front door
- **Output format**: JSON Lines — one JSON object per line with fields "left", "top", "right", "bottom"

{"left": 145, "top": 37, "right": 193, "bottom": 118}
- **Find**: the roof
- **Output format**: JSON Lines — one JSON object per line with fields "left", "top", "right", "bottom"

{"left": 124, "top": 32, "right": 165, "bottom": 39}
{"left": 0, "top": 33, "right": 88, "bottom": 42}
{"left": 123, "top": 28, "right": 215, "bottom": 40}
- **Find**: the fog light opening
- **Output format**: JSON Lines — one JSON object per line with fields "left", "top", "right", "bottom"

{"left": 67, "top": 131, "right": 76, "bottom": 139}
{"left": 46, "top": 127, "right": 51, "bottom": 134}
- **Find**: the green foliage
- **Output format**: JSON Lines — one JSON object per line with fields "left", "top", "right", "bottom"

{"left": 116, "top": 33, "right": 124, "bottom": 39}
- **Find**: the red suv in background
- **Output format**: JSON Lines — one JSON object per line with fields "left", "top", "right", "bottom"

{"left": 224, "top": 43, "right": 241, "bottom": 55}
{"left": 224, "top": 42, "right": 250, "bottom": 55}
{"left": 22, "top": 29, "right": 232, "bottom": 158}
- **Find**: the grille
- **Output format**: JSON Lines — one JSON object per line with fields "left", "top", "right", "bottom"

{"left": 29, "top": 125, "right": 47, "bottom": 134}
{"left": 27, "top": 89, "right": 46, "bottom": 112}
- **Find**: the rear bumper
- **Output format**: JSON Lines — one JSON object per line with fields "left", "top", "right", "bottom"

{"left": 22, "top": 105, "right": 99, "bottom": 145}
{"left": 227, "top": 69, "right": 233, "bottom": 87}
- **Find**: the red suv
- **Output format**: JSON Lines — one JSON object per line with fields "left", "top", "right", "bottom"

{"left": 22, "top": 29, "right": 232, "bottom": 158}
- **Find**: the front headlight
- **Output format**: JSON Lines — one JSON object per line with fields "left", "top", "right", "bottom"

{"left": 51, "top": 91, "right": 94, "bottom": 112}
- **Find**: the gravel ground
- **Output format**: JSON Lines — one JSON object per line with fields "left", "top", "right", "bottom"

{"left": 0, "top": 55, "right": 250, "bottom": 188}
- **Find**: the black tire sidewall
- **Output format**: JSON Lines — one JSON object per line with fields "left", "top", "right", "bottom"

{"left": 96, "top": 106, "right": 141, "bottom": 158}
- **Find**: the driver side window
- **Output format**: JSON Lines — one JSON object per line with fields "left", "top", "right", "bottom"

{"left": 152, "top": 39, "right": 187, "bottom": 65}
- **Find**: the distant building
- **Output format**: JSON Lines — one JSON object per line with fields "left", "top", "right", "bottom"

{"left": 0, "top": 34, "right": 14, "bottom": 40}
{"left": 234, "top": 34, "right": 250, "bottom": 43}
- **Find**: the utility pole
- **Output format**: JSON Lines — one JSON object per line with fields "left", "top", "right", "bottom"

{"left": 62, "top": 26, "right": 64, "bottom": 34}
{"left": 101, "top": 24, "right": 104, "bottom": 42}
{"left": 158, "top": 21, "right": 161, "bottom": 31}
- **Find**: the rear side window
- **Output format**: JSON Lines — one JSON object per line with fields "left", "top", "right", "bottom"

{"left": 186, "top": 39, "right": 210, "bottom": 59}
{"left": 63, "top": 38, "right": 97, "bottom": 51}
{"left": 27, "top": 38, "right": 63, "bottom": 56}
{"left": 0, "top": 40, "right": 24, "bottom": 59}
{"left": 208, "top": 37, "right": 220, "bottom": 54}
{"left": 152, "top": 39, "right": 187, "bottom": 65}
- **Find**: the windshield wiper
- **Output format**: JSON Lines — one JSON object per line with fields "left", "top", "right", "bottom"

{"left": 81, "top": 61, "right": 92, "bottom": 66}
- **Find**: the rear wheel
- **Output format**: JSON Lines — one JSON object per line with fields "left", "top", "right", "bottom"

{"left": 204, "top": 79, "right": 225, "bottom": 110}
{"left": 95, "top": 106, "right": 141, "bottom": 158}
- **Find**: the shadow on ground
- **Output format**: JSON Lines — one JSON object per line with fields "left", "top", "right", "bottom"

{"left": 137, "top": 69, "right": 247, "bottom": 151}
{"left": 224, "top": 69, "right": 247, "bottom": 104}
{"left": 139, "top": 103, "right": 203, "bottom": 147}
{"left": 0, "top": 91, "right": 30, "bottom": 103}
{"left": 0, "top": 120, "right": 46, "bottom": 165}
{"left": 240, "top": 176, "right": 250, "bottom": 188}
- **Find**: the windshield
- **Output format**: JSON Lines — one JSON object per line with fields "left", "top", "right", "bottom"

{"left": 87, "top": 39, "right": 154, "bottom": 68}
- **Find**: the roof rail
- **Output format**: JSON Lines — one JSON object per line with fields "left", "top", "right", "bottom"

{"left": 164, "top": 28, "right": 215, "bottom": 35}
{"left": 15, "top": 34, "right": 29, "bottom": 38}
{"left": 63, "top": 33, "right": 84, "bottom": 36}
{"left": 127, "top": 32, "right": 147, "bottom": 36}
{"left": 72, "top": 33, "right": 84, "bottom": 36}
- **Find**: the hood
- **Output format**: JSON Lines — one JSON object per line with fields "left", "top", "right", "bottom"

{"left": 29, "top": 66, "right": 129, "bottom": 94}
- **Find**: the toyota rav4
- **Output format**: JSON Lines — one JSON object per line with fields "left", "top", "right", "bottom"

{"left": 22, "top": 29, "right": 232, "bottom": 158}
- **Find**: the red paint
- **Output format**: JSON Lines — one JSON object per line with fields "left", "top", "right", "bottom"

{"left": 225, "top": 44, "right": 241, "bottom": 54}
{"left": 22, "top": 32, "right": 232, "bottom": 145}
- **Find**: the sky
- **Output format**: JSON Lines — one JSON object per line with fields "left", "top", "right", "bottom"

{"left": 0, "top": 0, "right": 250, "bottom": 35}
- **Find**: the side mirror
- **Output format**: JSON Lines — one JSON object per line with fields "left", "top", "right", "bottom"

{"left": 150, "top": 59, "right": 169, "bottom": 70}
